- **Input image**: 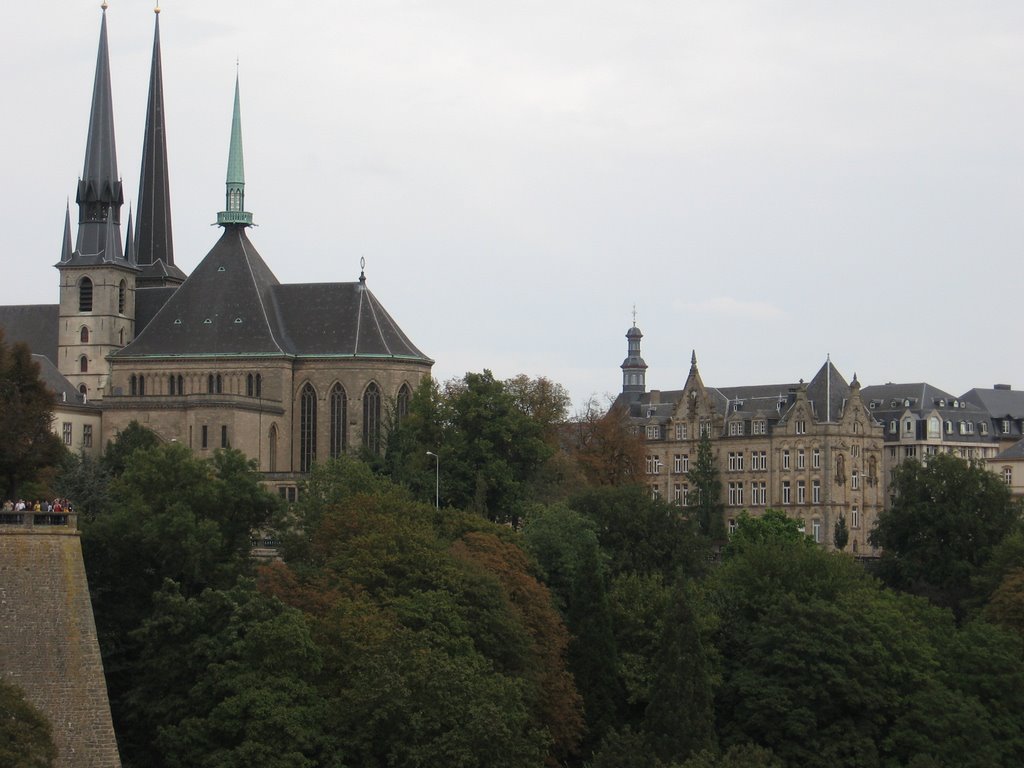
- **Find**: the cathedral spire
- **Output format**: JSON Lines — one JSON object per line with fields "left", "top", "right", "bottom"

{"left": 135, "top": 4, "right": 181, "bottom": 282}
{"left": 74, "top": 4, "right": 125, "bottom": 262}
{"left": 217, "top": 73, "right": 253, "bottom": 226}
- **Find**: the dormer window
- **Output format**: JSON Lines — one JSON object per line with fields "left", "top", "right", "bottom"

{"left": 646, "top": 425, "right": 661, "bottom": 440}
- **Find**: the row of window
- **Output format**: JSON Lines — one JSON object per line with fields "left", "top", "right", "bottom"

{"left": 76, "top": 276, "right": 128, "bottom": 314}
{"left": 61, "top": 422, "right": 94, "bottom": 449}
{"left": 298, "top": 382, "right": 411, "bottom": 472}
{"left": 892, "top": 417, "right": 991, "bottom": 438}
{"left": 645, "top": 449, "right": 875, "bottom": 483}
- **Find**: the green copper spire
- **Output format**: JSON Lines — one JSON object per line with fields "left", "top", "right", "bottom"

{"left": 217, "top": 73, "right": 252, "bottom": 226}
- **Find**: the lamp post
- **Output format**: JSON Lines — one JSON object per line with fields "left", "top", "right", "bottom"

{"left": 425, "top": 451, "right": 439, "bottom": 509}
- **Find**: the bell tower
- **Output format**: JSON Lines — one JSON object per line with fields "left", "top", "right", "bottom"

{"left": 55, "top": 4, "right": 138, "bottom": 400}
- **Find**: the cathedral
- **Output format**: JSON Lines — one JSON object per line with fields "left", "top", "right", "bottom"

{"left": 0, "top": 6, "right": 433, "bottom": 497}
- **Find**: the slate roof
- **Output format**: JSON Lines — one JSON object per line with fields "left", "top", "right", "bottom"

{"left": 32, "top": 355, "right": 97, "bottom": 409}
{"left": 134, "top": 286, "right": 177, "bottom": 332}
{"left": 806, "top": 359, "right": 851, "bottom": 422}
{"left": 962, "top": 387, "right": 1024, "bottom": 419}
{"left": 114, "top": 227, "right": 430, "bottom": 362}
{"left": 995, "top": 439, "right": 1024, "bottom": 460}
{"left": 0, "top": 305, "right": 59, "bottom": 362}
{"left": 861, "top": 382, "right": 992, "bottom": 443}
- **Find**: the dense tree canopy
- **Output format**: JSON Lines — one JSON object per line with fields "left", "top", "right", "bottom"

{"left": 0, "top": 329, "right": 65, "bottom": 499}
{"left": 871, "top": 453, "right": 1022, "bottom": 614}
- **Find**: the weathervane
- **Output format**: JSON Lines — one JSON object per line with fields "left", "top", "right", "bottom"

{"left": 632, "top": 304, "right": 637, "bottom": 326}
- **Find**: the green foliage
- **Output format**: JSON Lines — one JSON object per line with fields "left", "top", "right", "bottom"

{"left": 0, "top": 679, "right": 56, "bottom": 768}
{"left": 384, "top": 371, "right": 557, "bottom": 523}
{"left": 833, "top": 513, "right": 849, "bottom": 550}
{"left": 0, "top": 330, "right": 66, "bottom": 499}
{"left": 690, "top": 433, "right": 724, "bottom": 539}
{"left": 125, "top": 580, "right": 325, "bottom": 768}
{"left": 707, "top": 533, "right": 1024, "bottom": 767}
{"left": 101, "top": 420, "right": 161, "bottom": 476}
{"left": 569, "top": 485, "right": 708, "bottom": 581}
{"left": 723, "top": 509, "right": 812, "bottom": 558}
{"left": 871, "top": 452, "right": 1022, "bottom": 614}
{"left": 55, "top": 450, "right": 111, "bottom": 522}
{"left": 642, "top": 581, "right": 716, "bottom": 764}
{"left": 678, "top": 743, "right": 783, "bottom": 768}
{"left": 261, "top": 482, "right": 583, "bottom": 766}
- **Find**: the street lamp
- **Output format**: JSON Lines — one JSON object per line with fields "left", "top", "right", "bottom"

{"left": 425, "top": 451, "right": 439, "bottom": 509}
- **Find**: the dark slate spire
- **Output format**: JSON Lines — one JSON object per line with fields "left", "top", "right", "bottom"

{"left": 124, "top": 207, "right": 136, "bottom": 265}
{"left": 60, "top": 202, "right": 73, "bottom": 263}
{"left": 73, "top": 4, "right": 126, "bottom": 263}
{"left": 217, "top": 74, "right": 253, "bottom": 226}
{"left": 135, "top": 5, "right": 185, "bottom": 285}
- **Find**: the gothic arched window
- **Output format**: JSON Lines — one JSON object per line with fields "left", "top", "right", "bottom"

{"left": 300, "top": 383, "right": 317, "bottom": 473}
{"left": 396, "top": 383, "right": 411, "bottom": 426}
{"left": 330, "top": 384, "right": 347, "bottom": 459}
{"left": 247, "top": 374, "right": 254, "bottom": 397}
{"left": 268, "top": 425, "right": 278, "bottom": 472}
{"left": 363, "top": 382, "right": 382, "bottom": 454}
{"left": 80, "top": 326, "right": 89, "bottom": 343}
{"left": 79, "top": 355, "right": 88, "bottom": 373}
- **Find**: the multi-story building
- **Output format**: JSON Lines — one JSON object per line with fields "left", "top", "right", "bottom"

{"left": 962, "top": 385, "right": 1024, "bottom": 452}
{"left": 859, "top": 383, "right": 1000, "bottom": 489}
{"left": 616, "top": 324, "right": 885, "bottom": 555}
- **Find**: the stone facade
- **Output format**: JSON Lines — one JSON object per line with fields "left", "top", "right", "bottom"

{"left": 617, "top": 327, "right": 886, "bottom": 555}
{"left": 0, "top": 522, "right": 121, "bottom": 767}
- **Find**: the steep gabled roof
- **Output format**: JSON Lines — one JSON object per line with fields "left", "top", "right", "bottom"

{"left": 115, "top": 227, "right": 285, "bottom": 357}
{"left": 962, "top": 387, "right": 1024, "bottom": 420}
{"left": 806, "top": 358, "right": 851, "bottom": 422}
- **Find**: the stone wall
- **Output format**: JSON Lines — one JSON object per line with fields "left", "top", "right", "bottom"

{"left": 0, "top": 525, "right": 121, "bottom": 767}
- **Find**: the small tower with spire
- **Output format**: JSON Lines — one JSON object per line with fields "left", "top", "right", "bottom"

{"left": 621, "top": 309, "right": 648, "bottom": 395}
{"left": 56, "top": 4, "right": 137, "bottom": 400}
{"left": 217, "top": 74, "right": 253, "bottom": 226}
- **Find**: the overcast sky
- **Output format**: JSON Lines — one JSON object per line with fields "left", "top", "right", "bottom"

{"left": 2, "top": 2, "right": 1022, "bottom": 409}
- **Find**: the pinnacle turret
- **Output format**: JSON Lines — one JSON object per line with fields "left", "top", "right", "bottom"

{"left": 217, "top": 74, "right": 253, "bottom": 226}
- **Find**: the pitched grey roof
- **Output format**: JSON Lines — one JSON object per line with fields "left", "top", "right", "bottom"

{"left": 134, "top": 286, "right": 177, "bottom": 332}
{"left": 32, "top": 355, "right": 96, "bottom": 409}
{"left": 271, "top": 282, "right": 430, "bottom": 360}
{"left": 114, "top": 227, "right": 431, "bottom": 363}
{"left": 995, "top": 439, "right": 1024, "bottom": 461}
{"left": 0, "top": 305, "right": 59, "bottom": 363}
{"left": 962, "top": 387, "right": 1024, "bottom": 419}
{"left": 806, "top": 359, "right": 851, "bottom": 422}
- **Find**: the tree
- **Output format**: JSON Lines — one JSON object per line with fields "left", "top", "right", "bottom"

{"left": 568, "top": 397, "right": 645, "bottom": 487}
{"left": 833, "top": 513, "right": 849, "bottom": 551}
{"left": 0, "top": 679, "right": 56, "bottom": 768}
{"left": 101, "top": 420, "right": 161, "bottom": 476}
{"left": 123, "top": 580, "right": 325, "bottom": 768}
{"left": 723, "top": 508, "right": 811, "bottom": 557}
{"left": 0, "top": 330, "right": 65, "bottom": 499}
{"left": 870, "top": 453, "right": 1022, "bottom": 615}
{"left": 641, "top": 581, "right": 716, "bottom": 764}
{"left": 503, "top": 373, "right": 570, "bottom": 445}
{"left": 690, "top": 432, "right": 724, "bottom": 539}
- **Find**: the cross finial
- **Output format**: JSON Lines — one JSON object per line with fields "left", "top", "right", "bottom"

{"left": 631, "top": 304, "right": 637, "bottom": 326}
